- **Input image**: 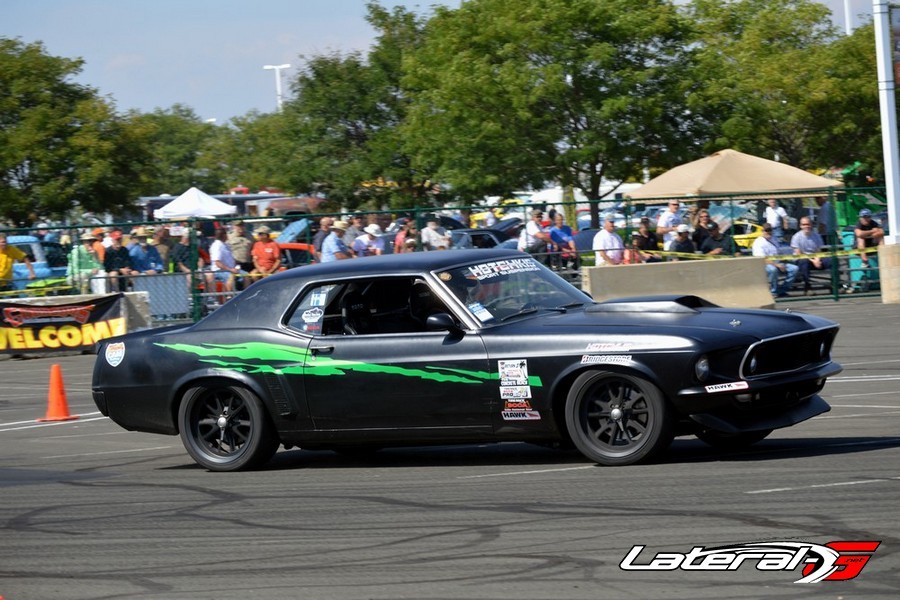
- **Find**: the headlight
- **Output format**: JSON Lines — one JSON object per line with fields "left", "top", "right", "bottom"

{"left": 819, "top": 341, "right": 827, "bottom": 359}
{"left": 695, "top": 355, "right": 710, "bottom": 381}
{"left": 748, "top": 354, "right": 758, "bottom": 375}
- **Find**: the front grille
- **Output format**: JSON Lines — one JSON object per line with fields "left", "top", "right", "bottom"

{"left": 741, "top": 326, "right": 838, "bottom": 379}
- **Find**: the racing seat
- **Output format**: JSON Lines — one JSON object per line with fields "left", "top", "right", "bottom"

{"left": 409, "top": 281, "right": 445, "bottom": 329}
{"left": 340, "top": 291, "right": 372, "bottom": 335}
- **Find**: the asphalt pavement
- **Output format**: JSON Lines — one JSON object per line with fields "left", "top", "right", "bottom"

{"left": 1, "top": 296, "right": 899, "bottom": 599}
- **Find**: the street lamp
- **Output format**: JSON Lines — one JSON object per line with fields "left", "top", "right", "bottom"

{"left": 263, "top": 63, "right": 291, "bottom": 112}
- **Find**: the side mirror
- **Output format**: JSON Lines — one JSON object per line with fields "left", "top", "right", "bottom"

{"left": 426, "top": 312, "right": 463, "bottom": 335}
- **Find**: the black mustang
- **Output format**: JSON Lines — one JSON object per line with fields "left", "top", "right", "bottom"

{"left": 92, "top": 249, "right": 841, "bottom": 471}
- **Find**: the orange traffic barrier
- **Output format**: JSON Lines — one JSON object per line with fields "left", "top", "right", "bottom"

{"left": 38, "top": 364, "right": 79, "bottom": 422}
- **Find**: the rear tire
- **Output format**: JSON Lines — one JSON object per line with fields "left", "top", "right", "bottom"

{"left": 178, "top": 384, "right": 279, "bottom": 471}
{"left": 565, "top": 371, "right": 673, "bottom": 466}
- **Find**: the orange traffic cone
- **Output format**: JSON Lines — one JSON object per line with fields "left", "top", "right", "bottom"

{"left": 38, "top": 364, "right": 79, "bottom": 422}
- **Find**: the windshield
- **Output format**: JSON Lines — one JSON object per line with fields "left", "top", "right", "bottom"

{"left": 433, "top": 256, "right": 590, "bottom": 325}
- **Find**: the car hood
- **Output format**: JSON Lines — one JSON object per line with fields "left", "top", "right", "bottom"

{"left": 513, "top": 295, "right": 835, "bottom": 344}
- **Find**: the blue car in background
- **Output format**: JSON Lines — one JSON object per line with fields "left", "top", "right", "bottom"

{"left": 5, "top": 235, "right": 69, "bottom": 292}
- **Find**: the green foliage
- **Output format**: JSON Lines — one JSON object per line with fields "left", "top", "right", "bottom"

{"left": 0, "top": 38, "right": 150, "bottom": 225}
{"left": 0, "top": 2, "right": 889, "bottom": 219}
{"left": 401, "top": 0, "right": 698, "bottom": 209}
{"left": 126, "top": 104, "right": 227, "bottom": 195}
{"left": 683, "top": 0, "right": 879, "bottom": 172}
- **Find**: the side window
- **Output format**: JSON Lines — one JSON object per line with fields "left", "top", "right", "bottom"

{"left": 286, "top": 283, "right": 340, "bottom": 335}
{"left": 288, "top": 277, "right": 457, "bottom": 336}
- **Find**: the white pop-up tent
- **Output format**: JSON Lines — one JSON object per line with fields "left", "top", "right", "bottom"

{"left": 153, "top": 187, "right": 239, "bottom": 219}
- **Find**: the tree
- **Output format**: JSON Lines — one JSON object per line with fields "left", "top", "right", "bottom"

{"left": 274, "top": 3, "right": 429, "bottom": 211}
{"left": 401, "top": 0, "right": 697, "bottom": 225}
{"left": 683, "top": 0, "right": 878, "bottom": 172}
{"left": 126, "top": 104, "right": 228, "bottom": 196}
{"left": 0, "top": 38, "right": 151, "bottom": 225}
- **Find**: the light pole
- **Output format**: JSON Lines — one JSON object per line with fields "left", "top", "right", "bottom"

{"left": 263, "top": 63, "right": 291, "bottom": 112}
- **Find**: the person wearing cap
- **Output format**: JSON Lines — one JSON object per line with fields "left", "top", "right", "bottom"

{"left": 103, "top": 229, "right": 134, "bottom": 291}
{"left": 517, "top": 209, "right": 551, "bottom": 260}
{"left": 321, "top": 220, "right": 353, "bottom": 262}
{"left": 669, "top": 223, "right": 697, "bottom": 259}
{"left": 0, "top": 232, "right": 36, "bottom": 290}
{"left": 854, "top": 208, "right": 884, "bottom": 266}
{"left": 249, "top": 225, "right": 282, "bottom": 279}
{"left": 352, "top": 223, "right": 385, "bottom": 257}
{"left": 630, "top": 220, "right": 661, "bottom": 263}
{"left": 128, "top": 228, "right": 164, "bottom": 275}
{"left": 592, "top": 215, "right": 625, "bottom": 266}
{"left": 752, "top": 223, "right": 798, "bottom": 297}
{"left": 67, "top": 232, "right": 106, "bottom": 294}
{"left": 699, "top": 220, "right": 736, "bottom": 256}
{"left": 227, "top": 221, "right": 254, "bottom": 273}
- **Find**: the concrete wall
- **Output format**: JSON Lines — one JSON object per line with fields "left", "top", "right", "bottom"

{"left": 879, "top": 244, "right": 900, "bottom": 304}
{"left": 582, "top": 257, "right": 776, "bottom": 309}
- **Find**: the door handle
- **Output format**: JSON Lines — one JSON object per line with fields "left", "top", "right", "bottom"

{"left": 309, "top": 345, "right": 334, "bottom": 355}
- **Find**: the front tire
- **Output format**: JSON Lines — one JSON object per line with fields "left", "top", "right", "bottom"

{"left": 178, "top": 384, "right": 279, "bottom": 471}
{"left": 565, "top": 371, "right": 673, "bottom": 466}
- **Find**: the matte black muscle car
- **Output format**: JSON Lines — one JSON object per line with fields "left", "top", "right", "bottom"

{"left": 92, "top": 249, "right": 841, "bottom": 471}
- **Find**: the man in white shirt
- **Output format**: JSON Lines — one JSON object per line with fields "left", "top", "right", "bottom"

{"left": 764, "top": 198, "right": 789, "bottom": 242}
{"left": 592, "top": 216, "right": 624, "bottom": 266}
{"left": 421, "top": 219, "right": 452, "bottom": 250}
{"left": 517, "top": 209, "right": 551, "bottom": 255}
{"left": 209, "top": 227, "right": 242, "bottom": 292}
{"left": 752, "top": 223, "right": 797, "bottom": 297}
{"left": 656, "top": 200, "right": 682, "bottom": 250}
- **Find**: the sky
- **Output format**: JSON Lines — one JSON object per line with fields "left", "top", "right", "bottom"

{"left": 1, "top": 1, "right": 874, "bottom": 124}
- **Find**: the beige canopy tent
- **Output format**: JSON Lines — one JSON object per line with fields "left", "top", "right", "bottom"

{"left": 627, "top": 149, "right": 843, "bottom": 201}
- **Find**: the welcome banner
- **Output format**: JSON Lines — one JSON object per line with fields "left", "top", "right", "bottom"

{"left": 0, "top": 294, "right": 125, "bottom": 354}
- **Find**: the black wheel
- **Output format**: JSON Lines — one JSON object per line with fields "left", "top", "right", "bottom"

{"left": 695, "top": 428, "right": 772, "bottom": 450}
{"left": 565, "top": 371, "right": 673, "bottom": 466}
{"left": 178, "top": 384, "right": 280, "bottom": 471}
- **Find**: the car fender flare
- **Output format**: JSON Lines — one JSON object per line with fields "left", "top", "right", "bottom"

{"left": 547, "top": 359, "right": 665, "bottom": 433}
{"left": 169, "top": 369, "right": 280, "bottom": 431}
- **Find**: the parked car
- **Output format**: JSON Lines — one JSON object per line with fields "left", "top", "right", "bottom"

{"left": 449, "top": 228, "right": 508, "bottom": 249}
{"left": 4, "top": 235, "right": 68, "bottom": 291}
{"left": 93, "top": 249, "right": 842, "bottom": 471}
{"left": 728, "top": 221, "right": 765, "bottom": 249}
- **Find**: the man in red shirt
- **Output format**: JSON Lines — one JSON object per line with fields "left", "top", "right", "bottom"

{"left": 250, "top": 226, "right": 282, "bottom": 280}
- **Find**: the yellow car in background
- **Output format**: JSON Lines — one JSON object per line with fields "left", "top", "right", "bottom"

{"left": 729, "top": 220, "right": 765, "bottom": 249}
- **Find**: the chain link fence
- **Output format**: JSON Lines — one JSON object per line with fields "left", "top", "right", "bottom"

{"left": 1, "top": 186, "right": 888, "bottom": 325}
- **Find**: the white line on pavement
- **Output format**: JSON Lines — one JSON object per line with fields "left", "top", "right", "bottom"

{"left": 746, "top": 476, "right": 900, "bottom": 495}
{"left": 42, "top": 445, "right": 177, "bottom": 459}
{"left": 0, "top": 414, "right": 106, "bottom": 432}
{"left": 458, "top": 465, "right": 595, "bottom": 479}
